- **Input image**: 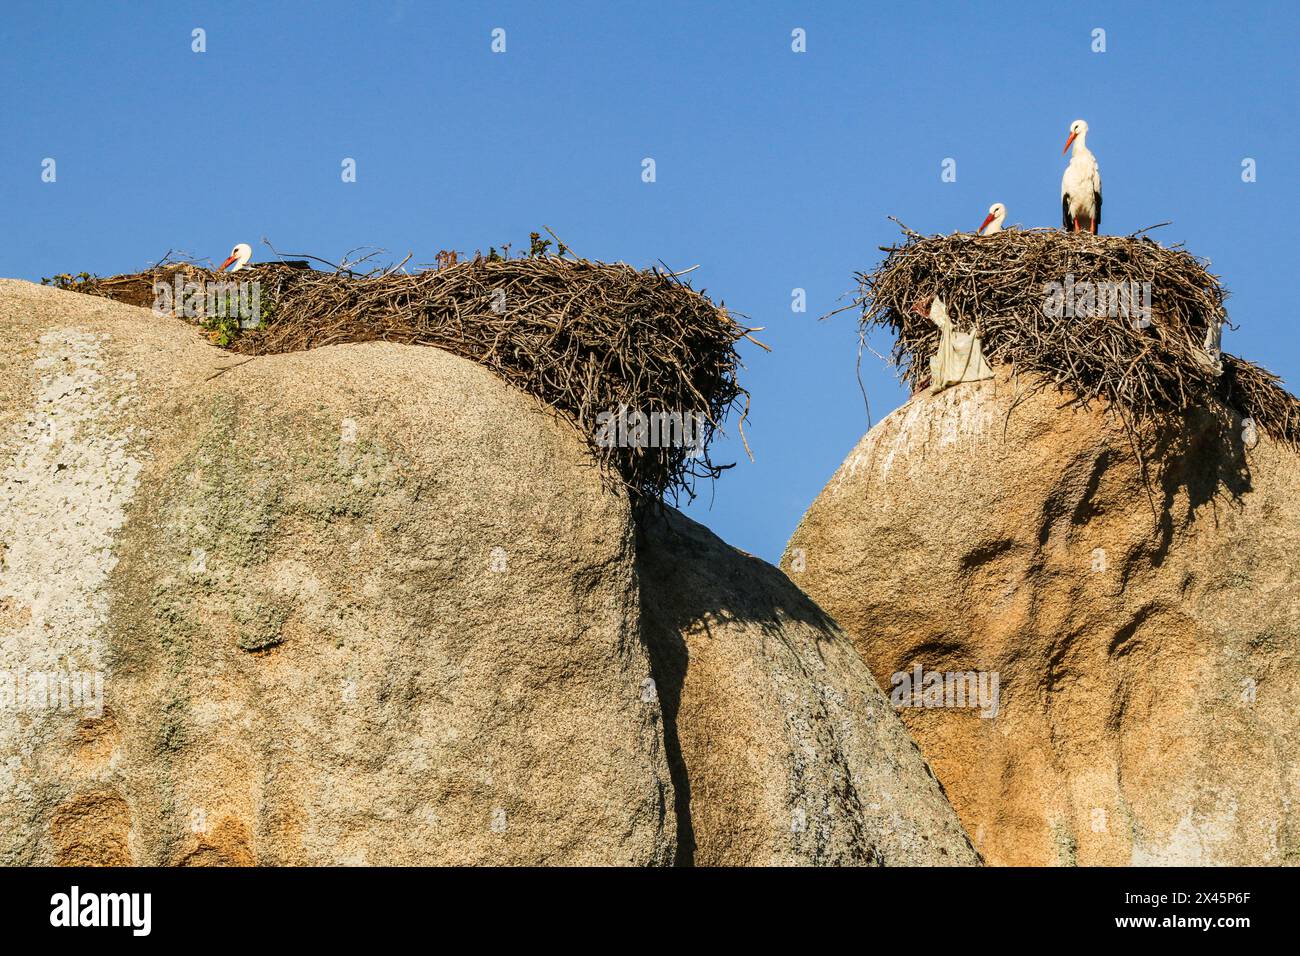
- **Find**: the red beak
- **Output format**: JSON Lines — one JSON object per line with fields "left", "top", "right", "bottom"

{"left": 978, "top": 213, "right": 996, "bottom": 234}
{"left": 218, "top": 255, "right": 238, "bottom": 271}
{"left": 1062, "top": 131, "right": 1077, "bottom": 155}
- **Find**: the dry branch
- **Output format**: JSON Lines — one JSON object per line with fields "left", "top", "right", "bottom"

{"left": 853, "top": 227, "right": 1299, "bottom": 449}
{"left": 76, "top": 254, "right": 758, "bottom": 504}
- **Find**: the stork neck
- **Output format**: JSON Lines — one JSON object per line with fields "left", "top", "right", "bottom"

{"left": 1071, "top": 132, "right": 1089, "bottom": 156}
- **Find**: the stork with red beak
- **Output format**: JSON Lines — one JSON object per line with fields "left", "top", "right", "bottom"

{"left": 977, "top": 202, "right": 1007, "bottom": 236}
{"left": 1061, "top": 119, "right": 1102, "bottom": 234}
{"left": 218, "top": 243, "right": 253, "bottom": 272}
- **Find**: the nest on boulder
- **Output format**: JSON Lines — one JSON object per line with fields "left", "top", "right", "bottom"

{"left": 853, "top": 225, "right": 1299, "bottom": 448}
{"left": 73, "top": 250, "right": 762, "bottom": 504}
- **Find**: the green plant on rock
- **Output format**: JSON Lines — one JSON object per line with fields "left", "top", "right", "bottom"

{"left": 200, "top": 286, "right": 271, "bottom": 347}
{"left": 40, "top": 271, "right": 97, "bottom": 290}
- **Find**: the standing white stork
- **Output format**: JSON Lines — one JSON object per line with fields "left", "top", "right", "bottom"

{"left": 218, "top": 243, "right": 253, "bottom": 272}
{"left": 1061, "top": 119, "right": 1102, "bottom": 234}
{"left": 977, "top": 202, "right": 1007, "bottom": 235}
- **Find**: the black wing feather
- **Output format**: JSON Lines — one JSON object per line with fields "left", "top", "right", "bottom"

{"left": 1094, "top": 189, "right": 1102, "bottom": 231}
{"left": 1061, "top": 193, "right": 1072, "bottom": 230}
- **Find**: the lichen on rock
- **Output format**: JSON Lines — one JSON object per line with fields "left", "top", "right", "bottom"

{"left": 0, "top": 279, "right": 978, "bottom": 866}
{"left": 784, "top": 369, "right": 1300, "bottom": 866}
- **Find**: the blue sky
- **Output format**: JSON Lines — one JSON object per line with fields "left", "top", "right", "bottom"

{"left": 2, "top": 1, "right": 1295, "bottom": 562}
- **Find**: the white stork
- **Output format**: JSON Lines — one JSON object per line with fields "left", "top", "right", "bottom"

{"left": 1061, "top": 119, "right": 1102, "bottom": 234}
{"left": 217, "top": 243, "right": 312, "bottom": 272}
{"left": 977, "top": 202, "right": 1007, "bottom": 235}
{"left": 218, "top": 243, "right": 253, "bottom": 272}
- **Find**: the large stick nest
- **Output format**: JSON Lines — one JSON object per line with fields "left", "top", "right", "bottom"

{"left": 74, "top": 252, "right": 760, "bottom": 505}
{"left": 855, "top": 226, "right": 1299, "bottom": 448}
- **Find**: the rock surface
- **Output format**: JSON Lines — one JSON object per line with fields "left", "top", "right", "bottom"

{"left": 783, "top": 370, "right": 1300, "bottom": 866}
{"left": 0, "top": 279, "right": 977, "bottom": 865}
{"left": 639, "top": 508, "right": 977, "bottom": 865}
{"left": 0, "top": 280, "right": 674, "bottom": 866}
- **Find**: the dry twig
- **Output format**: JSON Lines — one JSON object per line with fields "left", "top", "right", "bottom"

{"left": 78, "top": 253, "right": 760, "bottom": 504}
{"left": 852, "top": 227, "right": 1298, "bottom": 448}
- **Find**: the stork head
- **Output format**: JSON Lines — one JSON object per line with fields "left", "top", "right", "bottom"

{"left": 978, "top": 202, "right": 1007, "bottom": 235}
{"left": 1062, "top": 119, "right": 1089, "bottom": 155}
{"left": 218, "top": 243, "right": 253, "bottom": 272}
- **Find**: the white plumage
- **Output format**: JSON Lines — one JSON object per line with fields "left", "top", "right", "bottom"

{"left": 218, "top": 243, "right": 253, "bottom": 272}
{"left": 1060, "top": 119, "right": 1102, "bottom": 233}
{"left": 978, "top": 202, "right": 1006, "bottom": 235}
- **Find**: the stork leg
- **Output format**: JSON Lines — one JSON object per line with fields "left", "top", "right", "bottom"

{"left": 1090, "top": 219, "right": 1098, "bottom": 235}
